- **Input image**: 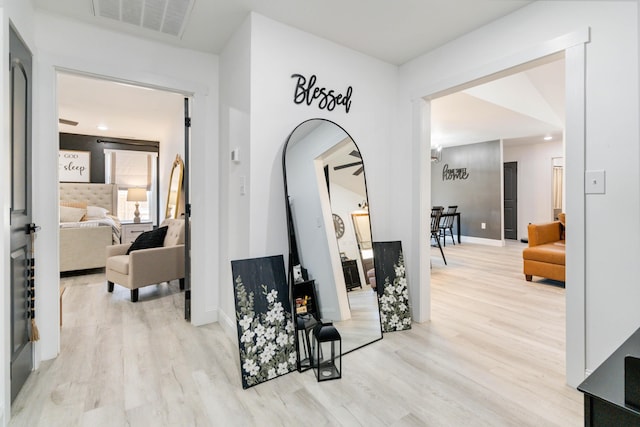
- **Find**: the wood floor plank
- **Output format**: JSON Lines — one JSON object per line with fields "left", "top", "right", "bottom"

{"left": 9, "top": 242, "right": 582, "bottom": 426}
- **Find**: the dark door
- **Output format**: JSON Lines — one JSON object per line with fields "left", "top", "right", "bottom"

{"left": 9, "top": 26, "right": 34, "bottom": 401}
{"left": 503, "top": 161, "right": 518, "bottom": 240}
{"left": 183, "top": 98, "right": 191, "bottom": 320}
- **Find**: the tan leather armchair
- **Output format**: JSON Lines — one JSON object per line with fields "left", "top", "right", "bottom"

{"left": 522, "top": 217, "right": 565, "bottom": 282}
{"left": 106, "top": 218, "right": 185, "bottom": 302}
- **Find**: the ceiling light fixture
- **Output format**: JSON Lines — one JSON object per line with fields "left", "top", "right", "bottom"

{"left": 431, "top": 146, "right": 442, "bottom": 163}
{"left": 544, "top": 135, "right": 553, "bottom": 141}
{"left": 97, "top": 124, "right": 109, "bottom": 131}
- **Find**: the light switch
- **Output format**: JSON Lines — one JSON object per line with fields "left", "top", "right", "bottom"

{"left": 585, "top": 170, "right": 605, "bottom": 194}
{"left": 231, "top": 148, "right": 240, "bottom": 163}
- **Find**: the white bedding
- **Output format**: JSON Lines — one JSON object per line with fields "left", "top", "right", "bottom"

{"left": 60, "top": 216, "right": 121, "bottom": 244}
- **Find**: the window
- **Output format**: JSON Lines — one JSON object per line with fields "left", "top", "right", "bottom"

{"left": 105, "top": 149, "right": 158, "bottom": 223}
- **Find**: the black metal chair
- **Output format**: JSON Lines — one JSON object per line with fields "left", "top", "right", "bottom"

{"left": 431, "top": 206, "right": 447, "bottom": 265}
{"left": 439, "top": 205, "right": 458, "bottom": 246}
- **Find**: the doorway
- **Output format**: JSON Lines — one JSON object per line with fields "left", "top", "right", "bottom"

{"left": 504, "top": 161, "right": 518, "bottom": 240}
{"left": 427, "top": 51, "right": 568, "bottom": 384}
{"left": 56, "top": 72, "right": 190, "bottom": 318}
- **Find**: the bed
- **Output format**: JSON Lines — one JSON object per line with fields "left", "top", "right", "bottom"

{"left": 59, "top": 183, "right": 121, "bottom": 272}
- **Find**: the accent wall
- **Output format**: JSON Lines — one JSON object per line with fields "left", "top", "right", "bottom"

{"left": 431, "top": 141, "right": 502, "bottom": 241}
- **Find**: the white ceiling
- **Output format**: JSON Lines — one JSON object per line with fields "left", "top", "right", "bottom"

{"left": 57, "top": 72, "right": 184, "bottom": 141}
{"left": 49, "top": 1, "right": 564, "bottom": 149}
{"left": 33, "top": 0, "right": 531, "bottom": 66}
{"left": 432, "top": 57, "right": 565, "bottom": 147}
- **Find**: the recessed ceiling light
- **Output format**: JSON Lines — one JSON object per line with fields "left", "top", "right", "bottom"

{"left": 544, "top": 135, "right": 553, "bottom": 141}
{"left": 97, "top": 124, "right": 109, "bottom": 131}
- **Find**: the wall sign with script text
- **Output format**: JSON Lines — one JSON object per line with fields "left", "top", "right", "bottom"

{"left": 291, "top": 74, "right": 353, "bottom": 113}
{"left": 59, "top": 150, "right": 91, "bottom": 182}
{"left": 442, "top": 163, "right": 469, "bottom": 181}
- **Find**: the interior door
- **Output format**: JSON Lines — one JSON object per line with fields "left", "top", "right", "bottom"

{"left": 183, "top": 97, "right": 191, "bottom": 320}
{"left": 503, "top": 161, "right": 518, "bottom": 240}
{"left": 9, "top": 25, "right": 34, "bottom": 402}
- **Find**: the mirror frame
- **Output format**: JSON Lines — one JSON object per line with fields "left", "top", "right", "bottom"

{"left": 282, "top": 118, "right": 383, "bottom": 359}
{"left": 165, "top": 154, "right": 184, "bottom": 219}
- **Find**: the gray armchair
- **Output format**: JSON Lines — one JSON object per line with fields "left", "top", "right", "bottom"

{"left": 106, "top": 218, "right": 185, "bottom": 302}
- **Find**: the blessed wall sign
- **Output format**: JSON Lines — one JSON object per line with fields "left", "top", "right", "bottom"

{"left": 291, "top": 74, "right": 353, "bottom": 113}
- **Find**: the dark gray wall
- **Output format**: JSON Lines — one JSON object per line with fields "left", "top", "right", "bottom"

{"left": 431, "top": 140, "right": 501, "bottom": 240}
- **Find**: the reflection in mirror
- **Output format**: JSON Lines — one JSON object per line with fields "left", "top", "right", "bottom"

{"left": 165, "top": 154, "right": 184, "bottom": 219}
{"left": 283, "top": 119, "right": 382, "bottom": 358}
{"left": 552, "top": 157, "right": 564, "bottom": 220}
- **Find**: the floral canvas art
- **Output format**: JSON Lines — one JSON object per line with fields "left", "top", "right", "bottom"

{"left": 231, "top": 255, "right": 297, "bottom": 389}
{"left": 373, "top": 241, "right": 412, "bottom": 332}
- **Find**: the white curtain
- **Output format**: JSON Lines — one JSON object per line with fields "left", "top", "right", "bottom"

{"left": 104, "top": 149, "right": 155, "bottom": 190}
{"left": 104, "top": 149, "right": 158, "bottom": 223}
{"left": 553, "top": 166, "right": 563, "bottom": 209}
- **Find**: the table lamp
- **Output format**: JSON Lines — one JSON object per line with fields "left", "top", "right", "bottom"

{"left": 127, "top": 188, "right": 147, "bottom": 223}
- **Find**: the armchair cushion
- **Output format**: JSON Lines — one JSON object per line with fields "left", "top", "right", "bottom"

{"left": 107, "top": 255, "right": 130, "bottom": 275}
{"left": 162, "top": 218, "right": 185, "bottom": 246}
{"left": 126, "top": 226, "right": 168, "bottom": 254}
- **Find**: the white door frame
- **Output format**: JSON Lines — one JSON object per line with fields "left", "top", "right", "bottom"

{"left": 32, "top": 51, "right": 209, "bottom": 365}
{"left": 414, "top": 29, "right": 589, "bottom": 387}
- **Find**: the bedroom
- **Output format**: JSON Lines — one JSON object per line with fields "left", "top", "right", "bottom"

{"left": 57, "top": 72, "right": 187, "bottom": 305}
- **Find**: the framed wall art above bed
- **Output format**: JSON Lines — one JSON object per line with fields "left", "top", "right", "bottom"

{"left": 59, "top": 150, "right": 91, "bottom": 183}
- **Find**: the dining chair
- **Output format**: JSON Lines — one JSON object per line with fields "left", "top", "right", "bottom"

{"left": 431, "top": 206, "right": 447, "bottom": 265}
{"left": 439, "top": 205, "right": 458, "bottom": 246}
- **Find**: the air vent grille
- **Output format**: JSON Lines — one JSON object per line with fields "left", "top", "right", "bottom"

{"left": 92, "top": 0, "right": 194, "bottom": 38}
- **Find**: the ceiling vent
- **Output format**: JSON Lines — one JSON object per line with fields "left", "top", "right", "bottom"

{"left": 92, "top": 0, "right": 195, "bottom": 38}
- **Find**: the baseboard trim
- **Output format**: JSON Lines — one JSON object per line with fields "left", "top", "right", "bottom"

{"left": 461, "top": 236, "right": 505, "bottom": 247}
{"left": 191, "top": 308, "right": 218, "bottom": 327}
{"left": 218, "top": 310, "right": 238, "bottom": 343}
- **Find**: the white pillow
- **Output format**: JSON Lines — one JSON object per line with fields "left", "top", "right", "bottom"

{"left": 86, "top": 205, "right": 109, "bottom": 219}
{"left": 60, "top": 205, "right": 86, "bottom": 223}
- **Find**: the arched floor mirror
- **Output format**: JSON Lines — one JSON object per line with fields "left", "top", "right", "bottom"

{"left": 282, "top": 119, "right": 382, "bottom": 366}
{"left": 165, "top": 154, "right": 184, "bottom": 219}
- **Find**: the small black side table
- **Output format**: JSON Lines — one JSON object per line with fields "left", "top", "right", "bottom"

{"left": 578, "top": 327, "right": 640, "bottom": 426}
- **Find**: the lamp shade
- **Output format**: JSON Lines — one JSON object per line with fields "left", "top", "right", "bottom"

{"left": 126, "top": 187, "right": 147, "bottom": 202}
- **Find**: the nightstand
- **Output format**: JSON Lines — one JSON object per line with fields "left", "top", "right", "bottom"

{"left": 120, "top": 221, "right": 153, "bottom": 244}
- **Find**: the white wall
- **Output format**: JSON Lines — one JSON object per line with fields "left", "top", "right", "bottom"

{"left": 504, "top": 139, "right": 564, "bottom": 240}
{"left": 217, "top": 13, "right": 397, "bottom": 332}
{"left": 31, "top": 12, "right": 220, "bottom": 366}
{"left": 398, "top": 0, "right": 639, "bottom": 385}
{"left": 219, "top": 16, "right": 251, "bottom": 336}
{"left": 1, "top": 1, "right": 36, "bottom": 423}
{"left": 158, "top": 101, "right": 187, "bottom": 222}
{"left": 333, "top": 185, "right": 365, "bottom": 261}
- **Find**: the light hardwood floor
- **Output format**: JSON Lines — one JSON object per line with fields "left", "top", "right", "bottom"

{"left": 9, "top": 242, "right": 582, "bottom": 426}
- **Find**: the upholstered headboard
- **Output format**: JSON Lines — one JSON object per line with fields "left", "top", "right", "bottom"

{"left": 59, "top": 183, "right": 118, "bottom": 215}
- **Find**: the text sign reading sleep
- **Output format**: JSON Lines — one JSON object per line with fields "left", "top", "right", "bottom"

{"left": 291, "top": 74, "right": 353, "bottom": 113}
{"left": 59, "top": 150, "right": 90, "bottom": 182}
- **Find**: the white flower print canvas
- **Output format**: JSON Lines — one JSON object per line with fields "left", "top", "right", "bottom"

{"left": 373, "top": 241, "right": 412, "bottom": 332}
{"left": 231, "top": 255, "right": 296, "bottom": 388}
